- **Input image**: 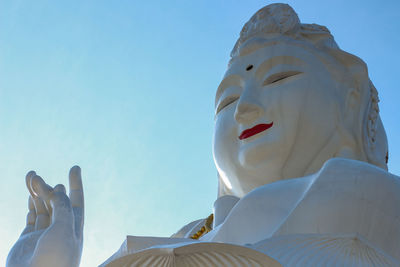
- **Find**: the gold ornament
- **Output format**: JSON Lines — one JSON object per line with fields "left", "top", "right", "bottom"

{"left": 190, "top": 214, "right": 214, "bottom": 240}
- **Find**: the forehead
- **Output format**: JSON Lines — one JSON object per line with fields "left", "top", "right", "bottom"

{"left": 225, "top": 42, "right": 322, "bottom": 78}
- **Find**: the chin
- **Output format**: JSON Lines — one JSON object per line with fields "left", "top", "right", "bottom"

{"left": 238, "top": 132, "right": 290, "bottom": 169}
{"left": 230, "top": 161, "right": 286, "bottom": 196}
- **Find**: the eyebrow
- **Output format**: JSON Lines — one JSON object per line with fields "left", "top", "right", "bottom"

{"left": 255, "top": 56, "right": 305, "bottom": 80}
{"left": 215, "top": 74, "right": 242, "bottom": 107}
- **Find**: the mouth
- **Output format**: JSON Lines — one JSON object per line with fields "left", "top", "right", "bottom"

{"left": 239, "top": 122, "right": 274, "bottom": 140}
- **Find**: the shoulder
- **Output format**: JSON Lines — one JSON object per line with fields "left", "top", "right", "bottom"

{"left": 277, "top": 158, "right": 400, "bottom": 260}
{"left": 316, "top": 157, "right": 399, "bottom": 183}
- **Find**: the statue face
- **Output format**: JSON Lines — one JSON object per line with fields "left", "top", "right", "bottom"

{"left": 213, "top": 42, "right": 347, "bottom": 197}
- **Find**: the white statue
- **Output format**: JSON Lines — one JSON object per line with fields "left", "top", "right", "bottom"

{"left": 7, "top": 3, "right": 399, "bottom": 267}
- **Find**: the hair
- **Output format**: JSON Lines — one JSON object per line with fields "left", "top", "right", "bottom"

{"left": 227, "top": 3, "right": 388, "bottom": 171}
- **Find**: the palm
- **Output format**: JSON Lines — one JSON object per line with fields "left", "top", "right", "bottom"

{"left": 7, "top": 166, "right": 84, "bottom": 267}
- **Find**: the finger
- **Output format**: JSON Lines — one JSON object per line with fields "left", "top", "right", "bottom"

{"left": 69, "top": 166, "right": 84, "bottom": 238}
{"left": 49, "top": 190, "right": 74, "bottom": 225}
{"left": 54, "top": 184, "right": 66, "bottom": 194}
{"left": 53, "top": 184, "right": 70, "bottom": 224}
{"left": 21, "top": 196, "right": 36, "bottom": 236}
{"left": 31, "top": 175, "right": 52, "bottom": 230}
{"left": 28, "top": 196, "right": 36, "bottom": 223}
{"left": 31, "top": 175, "right": 53, "bottom": 200}
{"left": 31, "top": 174, "right": 54, "bottom": 212}
{"left": 25, "top": 170, "right": 37, "bottom": 198}
{"left": 33, "top": 196, "right": 50, "bottom": 230}
{"left": 69, "top": 166, "right": 84, "bottom": 208}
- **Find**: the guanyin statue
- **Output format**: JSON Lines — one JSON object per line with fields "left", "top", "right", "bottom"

{"left": 7, "top": 4, "right": 399, "bottom": 267}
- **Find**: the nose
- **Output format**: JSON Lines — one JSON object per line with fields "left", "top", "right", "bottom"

{"left": 234, "top": 88, "right": 264, "bottom": 124}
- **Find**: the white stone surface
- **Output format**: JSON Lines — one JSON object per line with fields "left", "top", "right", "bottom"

{"left": 7, "top": 3, "right": 397, "bottom": 267}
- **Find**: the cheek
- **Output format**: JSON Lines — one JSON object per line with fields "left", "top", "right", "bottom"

{"left": 300, "top": 78, "right": 340, "bottom": 128}
{"left": 262, "top": 85, "right": 306, "bottom": 136}
{"left": 212, "top": 108, "right": 238, "bottom": 168}
{"left": 275, "top": 78, "right": 339, "bottom": 148}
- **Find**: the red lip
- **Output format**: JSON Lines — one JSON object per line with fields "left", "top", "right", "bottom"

{"left": 239, "top": 122, "right": 274, "bottom": 140}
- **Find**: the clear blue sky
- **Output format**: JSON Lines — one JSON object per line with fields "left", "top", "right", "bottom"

{"left": 1, "top": 1, "right": 399, "bottom": 266}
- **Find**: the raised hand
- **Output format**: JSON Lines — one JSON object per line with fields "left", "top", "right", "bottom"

{"left": 7, "top": 166, "right": 84, "bottom": 267}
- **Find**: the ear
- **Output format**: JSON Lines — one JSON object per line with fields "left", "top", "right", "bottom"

{"left": 363, "top": 111, "right": 389, "bottom": 170}
{"left": 362, "top": 82, "right": 388, "bottom": 170}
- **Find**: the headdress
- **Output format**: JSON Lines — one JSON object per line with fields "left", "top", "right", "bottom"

{"left": 231, "top": 3, "right": 339, "bottom": 59}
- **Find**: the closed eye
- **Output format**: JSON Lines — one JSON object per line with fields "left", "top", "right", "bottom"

{"left": 216, "top": 95, "right": 239, "bottom": 114}
{"left": 262, "top": 71, "right": 302, "bottom": 86}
